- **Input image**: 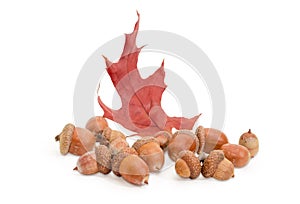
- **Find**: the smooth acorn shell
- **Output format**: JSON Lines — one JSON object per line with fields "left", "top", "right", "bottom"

{"left": 221, "top": 144, "right": 251, "bottom": 168}
{"left": 203, "top": 128, "right": 228, "bottom": 153}
{"left": 137, "top": 142, "right": 164, "bottom": 172}
{"left": 239, "top": 129, "right": 259, "bottom": 158}
{"left": 69, "top": 127, "right": 96, "bottom": 156}
{"left": 213, "top": 158, "right": 234, "bottom": 181}
{"left": 75, "top": 151, "right": 98, "bottom": 175}
{"left": 119, "top": 155, "right": 149, "bottom": 185}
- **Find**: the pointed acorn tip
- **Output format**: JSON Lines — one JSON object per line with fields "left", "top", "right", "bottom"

{"left": 55, "top": 135, "right": 60, "bottom": 142}
{"left": 73, "top": 167, "right": 78, "bottom": 171}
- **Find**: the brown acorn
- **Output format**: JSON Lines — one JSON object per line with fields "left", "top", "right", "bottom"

{"left": 168, "top": 130, "right": 199, "bottom": 161}
{"left": 55, "top": 124, "right": 96, "bottom": 156}
{"left": 221, "top": 144, "right": 251, "bottom": 168}
{"left": 175, "top": 150, "right": 201, "bottom": 179}
{"left": 111, "top": 152, "right": 149, "bottom": 185}
{"left": 202, "top": 150, "right": 234, "bottom": 181}
{"left": 239, "top": 129, "right": 259, "bottom": 158}
{"left": 203, "top": 128, "right": 229, "bottom": 153}
{"left": 73, "top": 151, "right": 98, "bottom": 175}
{"left": 133, "top": 137, "right": 164, "bottom": 172}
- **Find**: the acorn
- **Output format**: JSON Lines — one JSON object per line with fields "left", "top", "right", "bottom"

{"left": 168, "top": 130, "right": 199, "bottom": 161}
{"left": 133, "top": 137, "right": 164, "bottom": 172}
{"left": 175, "top": 150, "right": 201, "bottom": 179}
{"left": 202, "top": 128, "right": 229, "bottom": 153}
{"left": 111, "top": 152, "right": 149, "bottom": 185}
{"left": 73, "top": 151, "right": 99, "bottom": 175}
{"left": 239, "top": 129, "right": 259, "bottom": 158}
{"left": 221, "top": 144, "right": 251, "bottom": 168}
{"left": 95, "top": 145, "right": 111, "bottom": 174}
{"left": 202, "top": 150, "right": 234, "bottom": 181}
{"left": 55, "top": 124, "right": 96, "bottom": 156}
{"left": 85, "top": 116, "right": 108, "bottom": 135}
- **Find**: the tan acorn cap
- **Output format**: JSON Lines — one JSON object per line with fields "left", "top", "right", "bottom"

{"left": 95, "top": 145, "right": 111, "bottom": 174}
{"left": 55, "top": 123, "right": 75, "bottom": 155}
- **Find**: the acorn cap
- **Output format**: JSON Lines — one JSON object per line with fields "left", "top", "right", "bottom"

{"left": 195, "top": 126, "right": 205, "bottom": 154}
{"left": 95, "top": 145, "right": 111, "bottom": 174}
{"left": 132, "top": 136, "right": 160, "bottom": 151}
{"left": 201, "top": 150, "right": 225, "bottom": 178}
{"left": 55, "top": 123, "right": 75, "bottom": 155}
{"left": 111, "top": 152, "right": 130, "bottom": 177}
{"left": 175, "top": 150, "right": 201, "bottom": 179}
{"left": 121, "top": 147, "right": 138, "bottom": 155}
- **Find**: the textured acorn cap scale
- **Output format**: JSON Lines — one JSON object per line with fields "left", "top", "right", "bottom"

{"left": 95, "top": 145, "right": 111, "bottom": 174}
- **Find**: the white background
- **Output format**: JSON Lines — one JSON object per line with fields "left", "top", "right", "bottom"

{"left": 1, "top": 0, "right": 299, "bottom": 203}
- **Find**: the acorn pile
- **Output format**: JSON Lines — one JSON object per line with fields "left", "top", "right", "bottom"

{"left": 55, "top": 116, "right": 259, "bottom": 185}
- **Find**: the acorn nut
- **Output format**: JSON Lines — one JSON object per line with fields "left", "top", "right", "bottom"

{"left": 74, "top": 151, "right": 99, "bottom": 175}
{"left": 112, "top": 152, "right": 150, "bottom": 185}
{"left": 55, "top": 124, "right": 96, "bottom": 156}
{"left": 168, "top": 130, "right": 199, "bottom": 161}
{"left": 133, "top": 137, "right": 164, "bottom": 172}
{"left": 175, "top": 150, "right": 201, "bottom": 179}
{"left": 202, "top": 150, "right": 234, "bottom": 181}
{"left": 239, "top": 129, "right": 259, "bottom": 158}
{"left": 221, "top": 144, "right": 251, "bottom": 168}
{"left": 203, "top": 128, "right": 228, "bottom": 153}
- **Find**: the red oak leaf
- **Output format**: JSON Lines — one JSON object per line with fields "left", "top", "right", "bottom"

{"left": 98, "top": 12, "right": 200, "bottom": 136}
